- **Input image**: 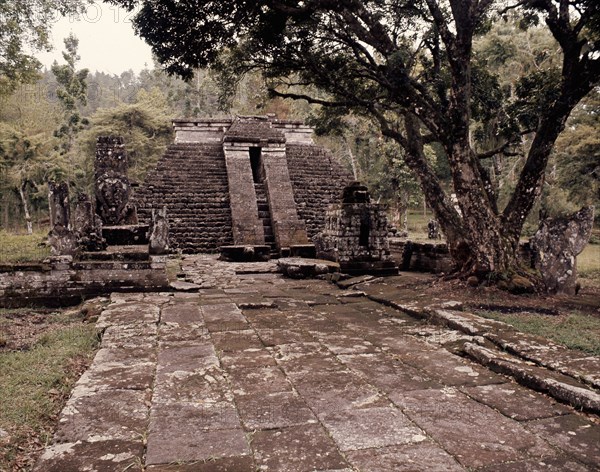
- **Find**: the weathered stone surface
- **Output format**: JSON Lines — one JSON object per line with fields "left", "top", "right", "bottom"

{"left": 251, "top": 424, "right": 349, "bottom": 471}
{"left": 460, "top": 383, "right": 572, "bottom": 421}
{"left": 390, "top": 388, "right": 554, "bottom": 468}
{"left": 235, "top": 391, "right": 317, "bottom": 430}
{"left": 319, "top": 407, "right": 425, "bottom": 451}
{"left": 54, "top": 389, "right": 150, "bottom": 443}
{"left": 48, "top": 181, "right": 77, "bottom": 256}
{"left": 338, "top": 352, "right": 442, "bottom": 393}
{"left": 346, "top": 441, "right": 465, "bottom": 471}
{"left": 228, "top": 365, "right": 293, "bottom": 396}
{"left": 477, "top": 456, "right": 592, "bottom": 471}
{"left": 524, "top": 414, "right": 600, "bottom": 467}
{"left": 531, "top": 206, "right": 595, "bottom": 295}
{"left": 278, "top": 257, "right": 340, "bottom": 279}
{"left": 72, "top": 192, "right": 106, "bottom": 252}
{"left": 146, "top": 456, "right": 255, "bottom": 472}
{"left": 95, "top": 136, "right": 136, "bottom": 226}
{"left": 146, "top": 425, "right": 249, "bottom": 465}
{"left": 34, "top": 440, "right": 144, "bottom": 472}
{"left": 35, "top": 256, "right": 600, "bottom": 470}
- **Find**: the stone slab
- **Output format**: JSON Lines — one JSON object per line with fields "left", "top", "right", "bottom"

{"left": 235, "top": 391, "right": 317, "bottom": 430}
{"left": 227, "top": 365, "right": 293, "bottom": 396}
{"left": 345, "top": 440, "right": 465, "bottom": 471}
{"left": 390, "top": 388, "right": 554, "bottom": 468}
{"left": 160, "top": 303, "right": 203, "bottom": 324}
{"left": 461, "top": 383, "right": 572, "bottom": 421}
{"left": 251, "top": 424, "right": 349, "bottom": 471}
{"left": 34, "top": 440, "right": 144, "bottom": 472}
{"left": 319, "top": 407, "right": 425, "bottom": 451}
{"left": 54, "top": 389, "right": 150, "bottom": 443}
{"left": 523, "top": 414, "right": 600, "bottom": 467}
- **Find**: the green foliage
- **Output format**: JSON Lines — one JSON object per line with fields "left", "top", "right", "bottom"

{"left": 77, "top": 87, "right": 173, "bottom": 184}
{"left": 51, "top": 34, "right": 90, "bottom": 157}
{"left": 0, "top": 0, "right": 87, "bottom": 97}
{"left": 0, "top": 230, "right": 50, "bottom": 263}
{"left": 553, "top": 90, "right": 600, "bottom": 214}
{"left": 477, "top": 310, "right": 600, "bottom": 355}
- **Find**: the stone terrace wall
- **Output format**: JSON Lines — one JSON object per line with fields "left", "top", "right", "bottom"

{"left": 133, "top": 143, "right": 234, "bottom": 253}
{"left": 0, "top": 256, "right": 168, "bottom": 308}
{"left": 286, "top": 144, "right": 354, "bottom": 240}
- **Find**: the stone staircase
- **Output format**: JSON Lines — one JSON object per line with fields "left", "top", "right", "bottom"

{"left": 286, "top": 144, "right": 354, "bottom": 239}
{"left": 254, "top": 182, "right": 277, "bottom": 256}
{"left": 133, "top": 143, "right": 234, "bottom": 253}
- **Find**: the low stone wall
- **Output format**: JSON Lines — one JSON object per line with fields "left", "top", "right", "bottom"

{"left": 390, "top": 240, "right": 453, "bottom": 273}
{"left": 390, "top": 239, "right": 533, "bottom": 274}
{"left": 0, "top": 256, "right": 169, "bottom": 308}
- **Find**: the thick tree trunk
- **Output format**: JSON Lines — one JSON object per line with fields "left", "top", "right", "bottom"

{"left": 18, "top": 183, "right": 33, "bottom": 235}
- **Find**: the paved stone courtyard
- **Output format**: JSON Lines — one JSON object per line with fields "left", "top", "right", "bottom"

{"left": 35, "top": 256, "right": 599, "bottom": 471}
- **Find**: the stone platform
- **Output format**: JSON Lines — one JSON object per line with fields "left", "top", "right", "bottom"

{"left": 35, "top": 256, "right": 599, "bottom": 471}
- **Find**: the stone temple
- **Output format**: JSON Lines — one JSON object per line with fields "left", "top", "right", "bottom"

{"left": 134, "top": 116, "right": 353, "bottom": 256}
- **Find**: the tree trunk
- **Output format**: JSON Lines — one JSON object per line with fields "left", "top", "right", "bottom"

{"left": 18, "top": 183, "right": 33, "bottom": 235}
{"left": 345, "top": 138, "right": 359, "bottom": 180}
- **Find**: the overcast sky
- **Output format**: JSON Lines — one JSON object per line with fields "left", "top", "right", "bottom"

{"left": 35, "top": 2, "right": 154, "bottom": 75}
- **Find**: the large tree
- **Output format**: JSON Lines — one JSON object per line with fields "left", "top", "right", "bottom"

{"left": 108, "top": 0, "right": 600, "bottom": 283}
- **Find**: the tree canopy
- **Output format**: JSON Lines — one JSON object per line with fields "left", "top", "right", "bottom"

{"left": 107, "top": 0, "right": 599, "bottom": 283}
{"left": 0, "top": 0, "right": 88, "bottom": 96}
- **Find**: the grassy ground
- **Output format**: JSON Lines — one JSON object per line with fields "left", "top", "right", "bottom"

{"left": 0, "top": 230, "right": 50, "bottom": 264}
{"left": 578, "top": 243, "right": 600, "bottom": 281}
{"left": 476, "top": 310, "right": 600, "bottom": 356}
{"left": 0, "top": 308, "right": 99, "bottom": 471}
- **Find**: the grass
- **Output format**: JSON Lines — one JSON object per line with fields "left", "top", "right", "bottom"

{"left": 578, "top": 243, "right": 600, "bottom": 279}
{"left": 0, "top": 229, "right": 51, "bottom": 264}
{"left": 0, "top": 310, "right": 99, "bottom": 470}
{"left": 476, "top": 310, "right": 600, "bottom": 356}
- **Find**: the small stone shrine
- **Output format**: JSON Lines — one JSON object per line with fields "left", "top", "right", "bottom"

{"left": 314, "top": 182, "right": 398, "bottom": 275}
{"left": 134, "top": 116, "right": 353, "bottom": 256}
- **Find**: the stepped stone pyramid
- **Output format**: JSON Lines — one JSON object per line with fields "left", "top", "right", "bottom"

{"left": 134, "top": 116, "right": 353, "bottom": 254}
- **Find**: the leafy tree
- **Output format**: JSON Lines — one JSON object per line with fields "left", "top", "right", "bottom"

{"left": 0, "top": 124, "right": 64, "bottom": 233}
{"left": 0, "top": 0, "right": 87, "bottom": 97}
{"left": 553, "top": 89, "right": 600, "bottom": 213}
{"left": 51, "top": 34, "right": 90, "bottom": 157}
{"left": 109, "top": 0, "right": 600, "bottom": 283}
{"left": 77, "top": 87, "right": 173, "bottom": 185}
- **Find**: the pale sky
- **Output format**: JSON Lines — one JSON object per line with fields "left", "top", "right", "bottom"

{"left": 35, "top": 1, "right": 154, "bottom": 74}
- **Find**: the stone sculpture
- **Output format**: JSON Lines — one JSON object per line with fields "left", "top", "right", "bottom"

{"left": 72, "top": 193, "right": 106, "bottom": 252}
{"left": 48, "top": 181, "right": 77, "bottom": 256}
{"left": 148, "top": 207, "right": 169, "bottom": 255}
{"left": 95, "top": 136, "right": 137, "bottom": 225}
{"left": 531, "top": 206, "right": 595, "bottom": 295}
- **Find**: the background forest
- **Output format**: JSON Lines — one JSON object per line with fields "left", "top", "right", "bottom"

{"left": 0, "top": 21, "right": 598, "bottom": 238}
